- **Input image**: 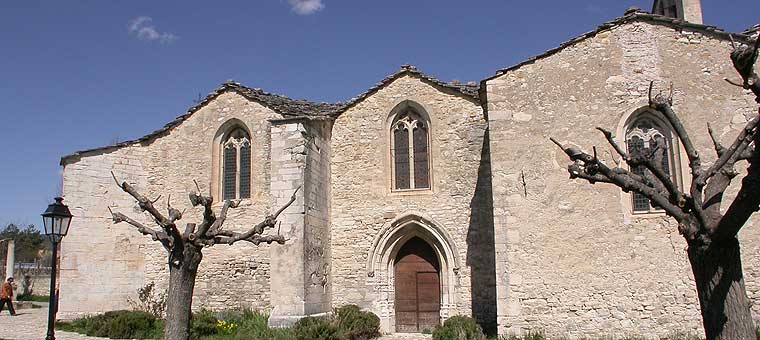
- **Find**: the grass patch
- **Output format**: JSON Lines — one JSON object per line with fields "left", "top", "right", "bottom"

{"left": 16, "top": 294, "right": 50, "bottom": 302}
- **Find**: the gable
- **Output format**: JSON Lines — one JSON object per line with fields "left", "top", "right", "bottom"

{"left": 332, "top": 65, "right": 480, "bottom": 118}
{"left": 484, "top": 8, "right": 753, "bottom": 82}
{"left": 61, "top": 82, "right": 341, "bottom": 165}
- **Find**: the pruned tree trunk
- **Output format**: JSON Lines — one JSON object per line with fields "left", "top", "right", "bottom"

{"left": 109, "top": 173, "right": 300, "bottom": 340}
{"left": 688, "top": 237, "right": 755, "bottom": 340}
{"left": 165, "top": 244, "right": 202, "bottom": 340}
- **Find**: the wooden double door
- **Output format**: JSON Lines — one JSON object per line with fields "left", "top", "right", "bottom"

{"left": 394, "top": 237, "right": 441, "bottom": 333}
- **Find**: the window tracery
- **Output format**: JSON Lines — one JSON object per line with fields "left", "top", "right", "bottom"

{"left": 222, "top": 128, "right": 251, "bottom": 200}
{"left": 392, "top": 111, "right": 430, "bottom": 190}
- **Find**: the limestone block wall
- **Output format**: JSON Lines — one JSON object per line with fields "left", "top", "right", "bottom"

{"left": 485, "top": 21, "right": 760, "bottom": 338}
{"left": 330, "top": 74, "right": 495, "bottom": 332}
{"left": 268, "top": 120, "right": 309, "bottom": 325}
{"left": 61, "top": 91, "right": 282, "bottom": 316}
{"left": 61, "top": 146, "right": 149, "bottom": 317}
{"left": 303, "top": 120, "right": 332, "bottom": 315}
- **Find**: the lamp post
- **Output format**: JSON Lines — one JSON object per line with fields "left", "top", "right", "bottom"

{"left": 42, "top": 197, "right": 72, "bottom": 340}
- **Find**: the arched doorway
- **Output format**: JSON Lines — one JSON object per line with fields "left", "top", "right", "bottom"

{"left": 394, "top": 237, "right": 441, "bottom": 333}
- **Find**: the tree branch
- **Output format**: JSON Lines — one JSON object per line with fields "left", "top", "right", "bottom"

{"left": 697, "top": 116, "right": 759, "bottom": 187}
{"left": 551, "top": 138, "right": 688, "bottom": 223}
{"left": 730, "top": 36, "right": 760, "bottom": 102}
{"left": 650, "top": 98, "right": 702, "bottom": 180}
{"left": 713, "top": 131, "right": 760, "bottom": 240}
{"left": 707, "top": 123, "right": 727, "bottom": 157}
{"left": 189, "top": 180, "right": 216, "bottom": 237}
{"left": 111, "top": 172, "right": 182, "bottom": 240}
{"left": 206, "top": 199, "right": 240, "bottom": 236}
{"left": 214, "top": 233, "right": 286, "bottom": 246}
{"left": 108, "top": 206, "right": 172, "bottom": 250}
{"left": 595, "top": 128, "right": 682, "bottom": 206}
{"left": 596, "top": 127, "right": 629, "bottom": 161}
{"left": 208, "top": 186, "right": 300, "bottom": 246}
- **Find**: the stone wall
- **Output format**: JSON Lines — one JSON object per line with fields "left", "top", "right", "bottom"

{"left": 303, "top": 120, "right": 332, "bottom": 315}
{"left": 330, "top": 74, "right": 495, "bottom": 332}
{"left": 267, "top": 118, "right": 334, "bottom": 326}
{"left": 485, "top": 20, "right": 760, "bottom": 338}
{"left": 60, "top": 91, "right": 282, "bottom": 316}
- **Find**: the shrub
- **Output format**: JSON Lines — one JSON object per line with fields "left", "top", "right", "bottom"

{"left": 127, "top": 282, "right": 167, "bottom": 318}
{"left": 229, "top": 310, "right": 295, "bottom": 340}
{"left": 334, "top": 305, "right": 380, "bottom": 340}
{"left": 16, "top": 294, "right": 50, "bottom": 302}
{"left": 55, "top": 310, "right": 162, "bottom": 339}
{"left": 433, "top": 315, "right": 485, "bottom": 340}
{"left": 293, "top": 315, "right": 338, "bottom": 340}
{"left": 191, "top": 309, "right": 220, "bottom": 339}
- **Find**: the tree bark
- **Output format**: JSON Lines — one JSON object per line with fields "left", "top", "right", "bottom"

{"left": 164, "top": 244, "right": 202, "bottom": 340}
{"left": 688, "top": 237, "right": 755, "bottom": 340}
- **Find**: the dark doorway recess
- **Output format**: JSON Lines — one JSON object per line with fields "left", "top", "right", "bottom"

{"left": 394, "top": 237, "right": 441, "bottom": 333}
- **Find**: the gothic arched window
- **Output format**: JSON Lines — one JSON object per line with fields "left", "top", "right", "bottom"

{"left": 222, "top": 128, "right": 251, "bottom": 200}
{"left": 625, "top": 112, "right": 679, "bottom": 213}
{"left": 391, "top": 110, "right": 430, "bottom": 190}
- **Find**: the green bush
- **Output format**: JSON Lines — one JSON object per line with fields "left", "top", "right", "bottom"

{"left": 433, "top": 315, "right": 485, "bottom": 340}
{"left": 191, "top": 309, "right": 220, "bottom": 339}
{"left": 16, "top": 294, "right": 50, "bottom": 302}
{"left": 293, "top": 315, "right": 338, "bottom": 340}
{"left": 230, "top": 311, "right": 294, "bottom": 340}
{"left": 57, "top": 306, "right": 382, "bottom": 340}
{"left": 334, "top": 305, "right": 380, "bottom": 340}
{"left": 56, "top": 310, "right": 162, "bottom": 339}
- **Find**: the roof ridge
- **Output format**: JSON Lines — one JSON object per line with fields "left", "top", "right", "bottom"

{"left": 61, "top": 81, "right": 343, "bottom": 165}
{"left": 333, "top": 65, "right": 480, "bottom": 116}
{"left": 486, "top": 8, "right": 754, "bottom": 80}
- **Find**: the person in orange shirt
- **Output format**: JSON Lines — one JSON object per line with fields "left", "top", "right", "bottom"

{"left": 0, "top": 277, "right": 16, "bottom": 316}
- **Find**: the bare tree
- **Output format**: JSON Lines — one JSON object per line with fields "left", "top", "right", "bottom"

{"left": 552, "top": 37, "right": 759, "bottom": 340}
{"left": 109, "top": 172, "right": 298, "bottom": 340}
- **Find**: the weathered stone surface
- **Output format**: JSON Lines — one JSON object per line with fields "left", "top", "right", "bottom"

{"left": 60, "top": 92, "right": 279, "bottom": 316}
{"left": 485, "top": 20, "right": 760, "bottom": 338}
{"left": 330, "top": 74, "right": 494, "bottom": 333}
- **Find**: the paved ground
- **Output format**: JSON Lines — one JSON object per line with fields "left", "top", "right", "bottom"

{"left": 0, "top": 304, "right": 431, "bottom": 340}
{"left": 0, "top": 304, "right": 109, "bottom": 340}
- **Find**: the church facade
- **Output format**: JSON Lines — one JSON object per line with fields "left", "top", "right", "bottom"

{"left": 58, "top": 3, "right": 760, "bottom": 337}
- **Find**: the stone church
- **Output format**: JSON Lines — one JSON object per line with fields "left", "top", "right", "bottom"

{"left": 59, "top": 1, "right": 760, "bottom": 337}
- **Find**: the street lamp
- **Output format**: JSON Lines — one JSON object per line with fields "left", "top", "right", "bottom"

{"left": 41, "top": 197, "right": 72, "bottom": 340}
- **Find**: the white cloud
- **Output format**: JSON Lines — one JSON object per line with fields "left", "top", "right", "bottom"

{"left": 288, "top": 0, "right": 324, "bottom": 15}
{"left": 128, "top": 16, "right": 178, "bottom": 43}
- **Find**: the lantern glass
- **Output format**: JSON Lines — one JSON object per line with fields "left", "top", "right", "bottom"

{"left": 60, "top": 216, "right": 71, "bottom": 236}
{"left": 42, "top": 197, "right": 72, "bottom": 242}
{"left": 43, "top": 215, "right": 54, "bottom": 235}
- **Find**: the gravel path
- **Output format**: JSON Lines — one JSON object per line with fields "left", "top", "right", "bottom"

{"left": 0, "top": 305, "right": 110, "bottom": 340}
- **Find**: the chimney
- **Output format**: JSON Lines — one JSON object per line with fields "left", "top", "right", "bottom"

{"left": 652, "top": 0, "right": 703, "bottom": 24}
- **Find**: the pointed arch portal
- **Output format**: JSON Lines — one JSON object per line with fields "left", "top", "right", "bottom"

{"left": 367, "top": 213, "right": 460, "bottom": 333}
{"left": 394, "top": 237, "right": 441, "bottom": 332}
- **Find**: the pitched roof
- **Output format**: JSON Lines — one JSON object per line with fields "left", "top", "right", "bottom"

{"left": 60, "top": 81, "right": 342, "bottom": 165}
{"left": 331, "top": 65, "right": 480, "bottom": 117}
{"left": 484, "top": 8, "right": 756, "bottom": 81}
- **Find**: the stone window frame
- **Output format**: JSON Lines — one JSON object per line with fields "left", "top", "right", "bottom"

{"left": 387, "top": 100, "right": 434, "bottom": 194}
{"left": 212, "top": 119, "right": 253, "bottom": 202}
{"left": 617, "top": 106, "right": 686, "bottom": 217}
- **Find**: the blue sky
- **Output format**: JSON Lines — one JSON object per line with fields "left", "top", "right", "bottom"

{"left": 1, "top": 0, "right": 758, "bottom": 228}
